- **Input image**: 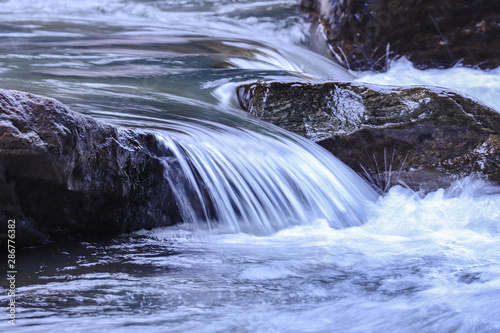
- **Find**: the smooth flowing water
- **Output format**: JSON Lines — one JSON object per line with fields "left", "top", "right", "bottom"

{"left": 1, "top": 0, "right": 500, "bottom": 332}
{"left": 158, "top": 126, "right": 376, "bottom": 234}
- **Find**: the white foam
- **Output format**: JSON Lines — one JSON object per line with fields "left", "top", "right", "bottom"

{"left": 355, "top": 58, "right": 500, "bottom": 111}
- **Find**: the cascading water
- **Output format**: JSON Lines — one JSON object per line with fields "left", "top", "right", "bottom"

{"left": 156, "top": 122, "right": 377, "bottom": 234}
{"left": 1, "top": 0, "right": 500, "bottom": 332}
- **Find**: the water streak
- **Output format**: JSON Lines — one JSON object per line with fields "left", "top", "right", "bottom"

{"left": 156, "top": 122, "right": 378, "bottom": 234}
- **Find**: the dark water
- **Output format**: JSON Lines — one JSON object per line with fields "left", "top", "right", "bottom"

{"left": 1, "top": 0, "right": 500, "bottom": 332}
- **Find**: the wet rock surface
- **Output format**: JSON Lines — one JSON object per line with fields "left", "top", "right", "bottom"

{"left": 0, "top": 90, "right": 180, "bottom": 247}
{"left": 237, "top": 81, "right": 500, "bottom": 191}
{"left": 300, "top": 0, "right": 500, "bottom": 71}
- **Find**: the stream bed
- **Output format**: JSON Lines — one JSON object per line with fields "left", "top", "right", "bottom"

{"left": 1, "top": 0, "right": 500, "bottom": 332}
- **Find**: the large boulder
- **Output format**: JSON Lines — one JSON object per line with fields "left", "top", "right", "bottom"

{"left": 0, "top": 90, "right": 180, "bottom": 248}
{"left": 237, "top": 81, "right": 500, "bottom": 191}
{"left": 300, "top": 0, "right": 500, "bottom": 71}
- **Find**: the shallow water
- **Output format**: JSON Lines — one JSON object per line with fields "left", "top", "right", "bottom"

{"left": 6, "top": 177, "right": 500, "bottom": 332}
{"left": 1, "top": 0, "right": 500, "bottom": 332}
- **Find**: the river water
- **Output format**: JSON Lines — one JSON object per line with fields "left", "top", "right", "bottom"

{"left": 1, "top": 0, "right": 500, "bottom": 332}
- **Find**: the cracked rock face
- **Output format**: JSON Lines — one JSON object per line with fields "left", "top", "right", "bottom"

{"left": 237, "top": 81, "right": 500, "bottom": 191}
{"left": 0, "top": 90, "right": 180, "bottom": 247}
{"left": 300, "top": 0, "right": 500, "bottom": 71}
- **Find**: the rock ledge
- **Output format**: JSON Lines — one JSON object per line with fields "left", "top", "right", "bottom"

{"left": 238, "top": 81, "right": 500, "bottom": 190}
{"left": 0, "top": 90, "right": 180, "bottom": 247}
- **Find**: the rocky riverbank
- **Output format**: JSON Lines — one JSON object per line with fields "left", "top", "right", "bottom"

{"left": 238, "top": 81, "right": 500, "bottom": 191}
{"left": 300, "top": 0, "right": 500, "bottom": 71}
{"left": 0, "top": 90, "right": 181, "bottom": 247}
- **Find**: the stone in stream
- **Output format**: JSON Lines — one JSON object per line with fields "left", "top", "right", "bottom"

{"left": 0, "top": 90, "right": 181, "bottom": 248}
{"left": 299, "top": 0, "right": 500, "bottom": 71}
{"left": 237, "top": 81, "right": 500, "bottom": 191}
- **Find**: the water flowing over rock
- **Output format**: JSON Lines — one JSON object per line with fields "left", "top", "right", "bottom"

{"left": 237, "top": 81, "right": 500, "bottom": 191}
{"left": 0, "top": 89, "right": 378, "bottom": 247}
{"left": 300, "top": 0, "right": 500, "bottom": 71}
{"left": 0, "top": 90, "right": 180, "bottom": 247}
{"left": 156, "top": 125, "right": 377, "bottom": 236}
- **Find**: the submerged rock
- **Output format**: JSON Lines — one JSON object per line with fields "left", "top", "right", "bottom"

{"left": 0, "top": 90, "right": 180, "bottom": 247}
{"left": 300, "top": 0, "right": 500, "bottom": 71}
{"left": 237, "top": 81, "right": 500, "bottom": 191}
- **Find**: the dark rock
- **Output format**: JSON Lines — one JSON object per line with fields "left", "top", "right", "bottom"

{"left": 0, "top": 90, "right": 181, "bottom": 248}
{"left": 237, "top": 81, "right": 500, "bottom": 191}
{"left": 300, "top": 0, "right": 500, "bottom": 71}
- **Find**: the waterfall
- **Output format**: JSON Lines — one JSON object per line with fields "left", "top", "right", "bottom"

{"left": 156, "top": 121, "right": 378, "bottom": 234}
